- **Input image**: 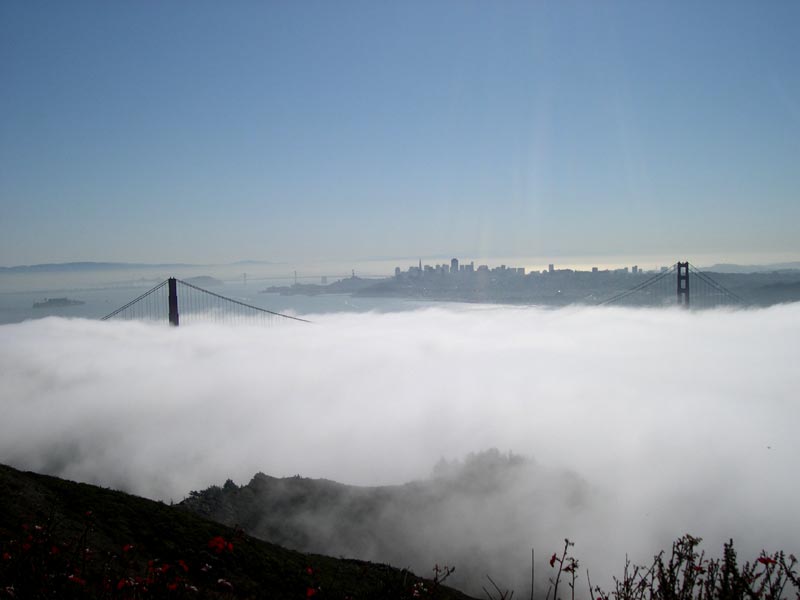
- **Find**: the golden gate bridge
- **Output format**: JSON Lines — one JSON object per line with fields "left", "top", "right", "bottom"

{"left": 102, "top": 277, "right": 310, "bottom": 326}
{"left": 598, "top": 261, "right": 745, "bottom": 308}
{"left": 101, "top": 261, "right": 745, "bottom": 326}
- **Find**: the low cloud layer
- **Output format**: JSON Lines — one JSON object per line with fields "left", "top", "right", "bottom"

{"left": 1, "top": 305, "right": 798, "bottom": 592}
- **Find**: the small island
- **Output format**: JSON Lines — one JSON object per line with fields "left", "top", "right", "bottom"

{"left": 32, "top": 297, "right": 85, "bottom": 309}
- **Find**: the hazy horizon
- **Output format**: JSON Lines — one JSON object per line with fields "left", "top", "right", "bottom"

{"left": 5, "top": 250, "right": 800, "bottom": 273}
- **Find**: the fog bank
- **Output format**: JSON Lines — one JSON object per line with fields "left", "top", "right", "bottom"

{"left": 1, "top": 305, "right": 798, "bottom": 590}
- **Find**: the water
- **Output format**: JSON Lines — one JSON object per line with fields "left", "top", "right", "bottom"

{"left": 0, "top": 276, "right": 444, "bottom": 325}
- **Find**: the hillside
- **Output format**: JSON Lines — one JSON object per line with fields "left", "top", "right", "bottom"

{"left": 0, "top": 463, "right": 477, "bottom": 599}
{"left": 178, "top": 450, "right": 589, "bottom": 596}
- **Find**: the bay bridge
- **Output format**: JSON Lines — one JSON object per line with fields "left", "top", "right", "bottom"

{"left": 101, "top": 261, "right": 744, "bottom": 326}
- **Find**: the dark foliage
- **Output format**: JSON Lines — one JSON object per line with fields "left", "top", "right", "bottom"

{"left": 0, "top": 464, "right": 475, "bottom": 600}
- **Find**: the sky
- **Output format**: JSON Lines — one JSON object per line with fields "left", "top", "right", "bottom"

{"left": 1, "top": 306, "right": 798, "bottom": 592}
{"left": 1, "top": 1, "right": 800, "bottom": 267}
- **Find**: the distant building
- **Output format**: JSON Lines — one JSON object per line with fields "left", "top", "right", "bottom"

{"left": 632, "top": 265, "right": 639, "bottom": 274}
{"left": 592, "top": 267, "right": 598, "bottom": 273}
{"left": 395, "top": 267, "right": 401, "bottom": 278}
{"left": 451, "top": 258, "right": 459, "bottom": 274}
{"left": 548, "top": 264, "right": 554, "bottom": 273}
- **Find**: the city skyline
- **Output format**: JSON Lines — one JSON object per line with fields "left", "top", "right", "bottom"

{"left": 2, "top": 2, "right": 800, "bottom": 266}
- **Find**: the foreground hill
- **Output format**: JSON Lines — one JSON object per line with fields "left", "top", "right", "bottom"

{"left": 175, "top": 449, "right": 800, "bottom": 599}
{"left": 0, "top": 463, "right": 477, "bottom": 599}
{"left": 179, "top": 450, "right": 589, "bottom": 596}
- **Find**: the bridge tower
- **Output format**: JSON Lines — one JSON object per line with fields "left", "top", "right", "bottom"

{"left": 677, "top": 262, "right": 690, "bottom": 308}
{"left": 168, "top": 277, "right": 179, "bottom": 326}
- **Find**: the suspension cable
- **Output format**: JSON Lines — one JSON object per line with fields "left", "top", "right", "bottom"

{"left": 176, "top": 279, "right": 311, "bottom": 323}
{"left": 598, "top": 264, "right": 677, "bottom": 306}
{"left": 687, "top": 264, "right": 747, "bottom": 304}
{"left": 101, "top": 280, "right": 169, "bottom": 320}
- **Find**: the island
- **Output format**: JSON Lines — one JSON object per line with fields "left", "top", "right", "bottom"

{"left": 32, "top": 297, "right": 85, "bottom": 309}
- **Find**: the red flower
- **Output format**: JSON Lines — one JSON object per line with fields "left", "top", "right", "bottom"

{"left": 307, "top": 587, "right": 318, "bottom": 597}
{"left": 178, "top": 559, "right": 189, "bottom": 573}
{"left": 550, "top": 553, "right": 558, "bottom": 567}
{"left": 758, "top": 557, "right": 777, "bottom": 566}
{"left": 123, "top": 544, "right": 134, "bottom": 553}
{"left": 306, "top": 566, "right": 314, "bottom": 575}
{"left": 208, "top": 536, "right": 232, "bottom": 554}
{"left": 167, "top": 582, "right": 178, "bottom": 591}
{"left": 2, "top": 553, "right": 11, "bottom": 561}
{"left": 68, "top": 574, "right": 86, "bottom": 586}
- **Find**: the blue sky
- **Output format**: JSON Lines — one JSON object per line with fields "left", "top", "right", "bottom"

{"left": 1, "top": 1, "right": 799, "bottom": 266}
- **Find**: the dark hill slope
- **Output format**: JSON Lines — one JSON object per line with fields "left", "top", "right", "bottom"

{"left": 179, "top": 450, "right": 589, "bottom": 596}
{"left": 0, "top": 463, "right": 476, "bottom": 599}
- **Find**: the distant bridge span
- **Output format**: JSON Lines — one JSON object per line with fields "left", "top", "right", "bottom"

{"left": 597, "top": 261, "right": 745, "bottom": 308}
{"left": 102, "top": 277, "right": 310, "bottom": 326}
{"left": 101, "top": 262, "right": 745, "bottom": 325}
